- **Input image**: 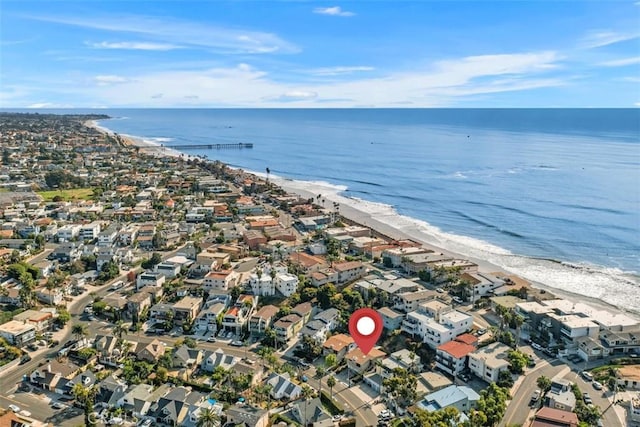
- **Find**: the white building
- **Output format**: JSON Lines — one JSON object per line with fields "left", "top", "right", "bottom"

{"left": 402, "top": 309, "right": 473, "bottom": 349}
{"left": 155, "top": 262, "right": 181, "bottom": 279}
{"left": 275, "top": 273, "right": 299, "bottom": 297}
{"left": 136, "top": 272, "right": 166, "bottom": 290}
{"left": 468, "top": 342, "right": 511, "bottom": 383}
{"left": 249, "top": 273, "right": 275, "bottom": 297}
{"left": 203, "top": 270, "right": 238, "bottom": 292}
{"left": 56, "top": 224, "right": 81, "bottom": 241}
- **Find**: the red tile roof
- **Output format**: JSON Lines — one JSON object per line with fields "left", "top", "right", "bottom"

{"left": 455, "top": 333, "right": 479, "bottom": 346}
{"left": 437, "top": 340, "right": 475, "bottom": 359}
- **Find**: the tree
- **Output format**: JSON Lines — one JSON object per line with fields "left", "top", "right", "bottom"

{"left": 141, "top": 252, "right": 163, "bottom": 269}
{"left": 196, "top": 407, "right": 220, "bottom": 427}
{"left": 156, "top": 366, "right": 168, "bottom": 384}
{"left": 327, "top": 375, "right": 337, "bottom": 398}
{"left": 382, "top": 367, "right": 418, "bottom": 406}
{"left": 57, "top": 307, "right": 71, "bottom": 325}
{"left": 507, "top": 350, "right": 528, "bottom": 374}
{"left": 415, "top": 407, "right": 461, "bottom": 427}
{"left": 72, "top": 383, "right": 97, "bottom": 427}
{"left": 537, "top": 376, "right": 552, "bottom": 392}
{"left": 99, "top": 260, "right": 119, "bottom": 281}
{"left": 497, "top": 370, "right": 514, "bottom": 388}
{"left": 469, "top": 383, "right": 509, "bottom": 426}
{"left": 325, "top": 353, "right": 337, "bottom": 370}
{"left": 317, "top": 283, "right": 337, "bottom": 309}
{"left": 72, "top": 323, "right": 88, "bottom": 342}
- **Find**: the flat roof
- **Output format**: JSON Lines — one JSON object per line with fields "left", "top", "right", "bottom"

{"left": 0, "top": 319, "right": 35, "bottom": 334}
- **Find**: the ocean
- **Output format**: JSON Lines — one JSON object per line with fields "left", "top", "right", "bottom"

{"left": 40, "top": 108, "right": 640, "bottom": 312}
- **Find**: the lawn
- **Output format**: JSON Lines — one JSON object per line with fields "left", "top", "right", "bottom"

{"left": 37, "top": 188, "right": 94, "bottom": 201}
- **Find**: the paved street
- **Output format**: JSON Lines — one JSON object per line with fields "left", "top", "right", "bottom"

{"left": 564, "top": 371, "right": 624, "bottom": 427}
{"left": 500, "top": 358, "right": 567, "bottom": 426}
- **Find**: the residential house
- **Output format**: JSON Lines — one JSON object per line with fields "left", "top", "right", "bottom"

{"left": 149, "top": 386, "right": 212, "bottom": 427}
{"left": 378, "top": 307, "right": 404, "bottom": 331}
{"left": 136, "top": 271, "right": 166, "bottom": 291}
{"left": 201, "top": 348, "right": 241, "bottom": 373}
{"left": 135, "top": 339, "right": 166, "bottom": 363}
{"left": 29, "top": 359, "right": 81, "bottom": 391}
{"left": 56, "top": 370, "right": 97, "bottom": 397}
{"left": 249, "top": 305, "right": 279, "bottom": 336}
{"left": 12, "top": 310, "right": 53, "bottom": 332}
{"left": 532, "top": 408, "right": 579, "bottom": 427}
{"left": 292, "top": 302, "right": 313, "bottom": 323}
{"left": 275, "top": 272, "right": 299, "bottom": 297}
{"left": 402, "top": 309, "right": 473, "bottom": 349}
{"left": 195, "top": 302, "right": 226, "bottom": 334}
{"left": 127, "top": 291, "right": 153, "bottom": 320}
{"left": 51, "top": 242, "right": 83, "bottom": 262}
{"left": 346, "top": 347, "right": 386, "bottom": 374}
{"left": 300, "top": 308, "right": 340, "bottom": 343}
{"left": 94, "top": 334, "right": 122, "bottom": 366}
{"left": 323, "top": 334, "right": 356, "bottom": 362}
{"left": 333, "top": 261, "right": 367, "bottom": 284}
{"left": 95, "top": 375, "right": 128, "bottom": 409}
{"left": 266, "top": 372, "right": 302, "bottom": 400}
{"left": 273, "top": 314, "right": 304, "bottom": 344}
{"left": 203, "top": 270, "right": 238, "bottom": 292}
{"left": 172, "top": 345, "right": 202, "bottom": 371}
{"left": 248, "top": 273, "right": 275, "bottom": 297}
{"left": 393, "top": 289, "right": 437, "bottom": 313}
{"left": 287, "top": 397, "right": 332, "bottom": 427}
{"left": 225, "top": 405, "right": 269, "bottom": 427}
{"left": 172, "top": 296, "right": 203, "bottom": 325}
{"left": 117, "top": 383, "right": 157, "bottom": 418}
{"left": 436, "top": 339, "right": 476, "bottom": 376}
{"left": 0, "top": 319, "right": 36, "bottom": 346}
{"left": 416, "top": 385, "right": 480, "bottom": 414}
{"left": 546, "top": 379, "right": 577, "bottom": 412}
{"left": 97, "top": 224, "right": 119, "bottom": 247}
{"left": 468, "top": 342, "right": 511, "bottom": 383}
{"left": 155, "top": 262, "right": 181, "bottom": 279}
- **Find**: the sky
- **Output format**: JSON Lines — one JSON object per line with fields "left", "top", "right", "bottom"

{"left": 1, "top": 1, "right": 639, "bottom": 108}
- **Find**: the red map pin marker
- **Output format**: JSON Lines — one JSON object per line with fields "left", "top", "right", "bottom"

{"left": 349, "top": 308, "right": 383, "bottom": 355}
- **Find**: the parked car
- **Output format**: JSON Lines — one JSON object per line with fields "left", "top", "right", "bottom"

{"left": 8, "top": 404, "right": 20, "bottom": 413}
{"left": 581, "top": 371, "right": 594, "bottom": 382}
{"left": 138, "top": 419, "right": 152, "bottom": 427}
{"left": 592, "top": 381, "right": 603, "bottom": 390}
{"left": 531, "top": 342, "right": 543, "bottom": 351}
{"left": 207, "top": 337, "right": 217, "bottom": 343}
{"left": 27, "top": 343, "right": 39, "bottom": 351}
{"left": 18, "top": 410, "right": 31, "bottom": 417}
{"left": 583, "top": 392, "right": 593, "bottom": 404}
{"left": 477, "top": 329, "right": 487, "bottom": 336}
{"left": 531, "top": 389, "right": 541, "bottom": 402}
{"left": 230, "top": 340, "right": 244, "bottom": 347}
{"left": 20, "top": 354, "right": 32, "bottom": 364}
{"left": 51, "top": 402, "right": 67, "bottom": 410}
{"left": 436, "top": 288, "right": 445, "bottom": 293}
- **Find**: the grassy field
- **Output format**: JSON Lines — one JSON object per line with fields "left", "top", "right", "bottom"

{"left": 37, "top": 188, "right": 94, "bottom": 201}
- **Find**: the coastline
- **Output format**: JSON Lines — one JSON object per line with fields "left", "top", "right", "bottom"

{"left": 270, "top": 176, "right": 640, "bottom": 320}
{"left": 91, "top": 119, "right": 639, "bottom": 320}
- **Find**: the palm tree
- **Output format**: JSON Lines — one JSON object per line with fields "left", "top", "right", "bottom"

{"left": 113, "top": 320, "right": 126, "bottom": 340}
{"left": 196, "top": 407, "right": 220, "bottom": 427}
{"left": 301, "top": 384, "right": 315, "bottom": 425}
{"left": 72, "top": 383, "right": 97, "bottom": 427}
{"left": 72, "top": 323, "right": 88, "bottom": 343}
{"left": 327, "top": 376, "right": 336, "bottom": 399}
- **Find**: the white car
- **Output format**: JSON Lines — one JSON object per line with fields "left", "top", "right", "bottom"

{"left": 138, "top": 420, "right": 152, "bottom": 427}
{"left": 52, "top": 402, "right": 67, "bottom": 410}
{"left": 18, "top": 410, "right": 31, "bottom": 417}
{"left": 8, "top": 404, "right": 20, "bottom": 413}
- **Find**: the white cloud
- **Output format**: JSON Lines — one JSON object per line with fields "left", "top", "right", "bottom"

{"left": 270, "top": 91, "right": 318, "bottom": 102}
{"left": 581, "top": 30, "right": 640, "bottom": 48}
{"left": 87, "top": 41, "right": 180, "bottom": 51}
{"left": 27, "top": 14, "right": 299, "bottom": 54}
{"left": 26, "top": 102, "right": 74, "bottom": 108}
{"left": 94, "top": 75, "right": 129, "bottom": 85}
{"left": 313, "top": 6, "right": 355, "bottom": 17}
{"left": 599, "top": 56, "right": 640, "bottom": 67}
{"left": 65, "top": 50, "right": 565, "bottom": 107}
{"left": 310, "top": 66, "right": 374, "bottom": 76}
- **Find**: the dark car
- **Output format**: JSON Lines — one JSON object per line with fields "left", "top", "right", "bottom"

{"left": 20, "top": 354, "right": 32, "bottom": 364}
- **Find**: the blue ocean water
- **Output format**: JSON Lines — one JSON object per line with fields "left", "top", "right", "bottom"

{"left": 34, "top": 108, "right": 640, "bottom": 311}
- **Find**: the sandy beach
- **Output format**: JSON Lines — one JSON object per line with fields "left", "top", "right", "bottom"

{"left": 270, "top": 176, "right": 639, "bottom": 320}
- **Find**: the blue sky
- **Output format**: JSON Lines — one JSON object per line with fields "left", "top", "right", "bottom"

{"left": 1, "top": 1, "right": 639, "bottom": 107}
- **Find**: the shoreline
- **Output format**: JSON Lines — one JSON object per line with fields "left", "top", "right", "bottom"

{"left": 91, "top": 118, "right": 639, "bottom": 320}
{"left": 270, "top": 176, "right": 639, "bottom": 320}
